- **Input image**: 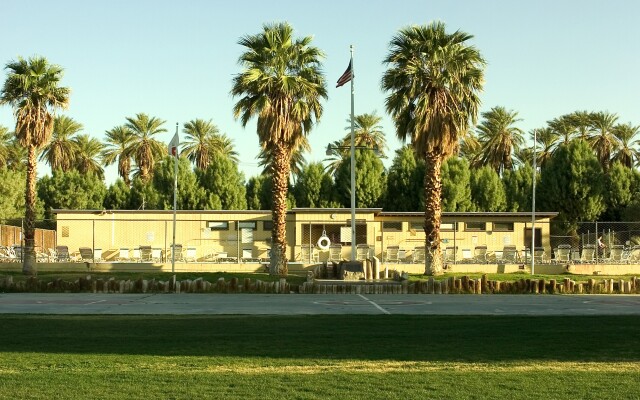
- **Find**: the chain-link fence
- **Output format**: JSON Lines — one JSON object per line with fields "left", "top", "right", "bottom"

{"left": 549, "top": 221, "right": 640, "bottom": 264}
{"left": 4, "top": 216, "right": 639, "bottom": 265}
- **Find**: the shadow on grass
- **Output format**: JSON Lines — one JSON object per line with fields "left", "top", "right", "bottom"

{"left": 1, "top": 315, "right": 639, "bottom": 362}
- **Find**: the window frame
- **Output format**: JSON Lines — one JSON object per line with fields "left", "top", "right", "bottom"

{"left": 206, "top": 221, "right": 229, "bottom": 231}
{"left": 464, "top": 222, "right": 486, "bottom": 232}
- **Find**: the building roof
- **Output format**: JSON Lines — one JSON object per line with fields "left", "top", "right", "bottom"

{"left": 53, "top": 208, "right": 557, "bottom": 219}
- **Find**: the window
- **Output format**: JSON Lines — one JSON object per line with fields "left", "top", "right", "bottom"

{"left": 465, "top": 222, "right": 486, "bottom": 231}
{"left": 262, "top": 220, "right": 273, "bottom": 231}
{"left": 237, "top": 221, "right": 257, "bottom": 230}
{"left": 409, "top": 222, "right": 423, "bottom": 231}
{"left": 382, "top": 221, "right": 402, "bottom": 232}
{"left": 440, "top": 222, "right": 457, "bottom": 231}
{"left": 61, "top": 226, "right": 70, "bottom": 237}
{"left": 207, "top": 221, "right": 229, "bottom": 231}
{"left": 493, "top": 222, "right": 514, "bottom": 232}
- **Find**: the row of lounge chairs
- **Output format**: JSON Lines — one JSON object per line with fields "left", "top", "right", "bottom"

{"left": 552, "top": 244, "right": 640, "bottom": 264}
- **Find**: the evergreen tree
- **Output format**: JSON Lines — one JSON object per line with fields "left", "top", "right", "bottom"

{"left": 103, "top": 179, "right": 131, "bottom": 210}
{"left": 245, "top": 175, "right": 266, "bottom": 210}
{"left": 385, "top": 145, "right": 423, "bottom": 211}
{"left": 334, "top": 149, "right": 386, "bottom": 208}
{"left": 0, "top": 168, "right": 44, "bottom": 222}
{"left": 470, "top": 165, "right": 507, "bottom": 212}
{"left": 37, "top": 170, "right": 106, "bottom": 219}
{"left": 502, "top": 163, "right": 534, "bottom": 212}
{"left": 538, "top": 140, "right": 605, "bottom": 234}
{"left": 441, "top": 157, "right": 473, "bottom": 212}
{"left": 198, "top": 154, "right": 247, "bottom": 210}
{"left": 602, "top": 161, "right": 634, "bottom": 221}
{"left": 293, "top": 162, "right": 337, "bottom": 208}
{"left": 152, "top": 156, "right": 208, "bottom": 210}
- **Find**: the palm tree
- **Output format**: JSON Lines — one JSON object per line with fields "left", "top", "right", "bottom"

{"left": 611, "top": 123, "right": 640, "bottom": 168}
{"left": 258, "top": 135, "right": 310, "bottom": 181}
{"left": 182, "top": 119, "right": 239, "bottom": 170}
{"left": 102, "top": 125, "right": 135, "bottom": 185}
{"left": 231, "top": 22, "right": 327, "bottom": 275}
{"left": 381, "top": 22, "right": 485, "bottom": 275}
{"left": 589, "top": 111, "right": 619, "bottom": 173}
{"left": 547, "top": 115, "right": 576, "bottom": 146}
{"left": 532, "top": 127, "right": 558, "bottom": 168}
{"left": 458, "top": 130, "right": 481, "bottom": 164}
{"left": 73, "top": 134, "right": 104, "bottom": 179}
{"left": 39, "top": 115, "right": 81, "bottom": 172}
{"left": 567, "top": 110, "right": 593, "bottom": 140}
{"left": 124, "top": 113, "right": 167, "bottom": 181}
{"left": 0, "top": 125, "right": 10, "bottom": 168}
{"left": 340, "top": 112, "right": 388, "bottom": 157}
{"left": 475, "top": 106, "right": 524, "bottom": 175}
{"left": 0, "top": 56, "right": 70, "bottom": 275}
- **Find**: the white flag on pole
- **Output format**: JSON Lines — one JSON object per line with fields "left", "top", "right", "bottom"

{"left": 168, "top": 132, "right": 179, "bottom": 157}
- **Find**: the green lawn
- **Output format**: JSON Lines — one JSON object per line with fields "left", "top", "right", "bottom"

{"left": 0, "top": 315, "right": 639, "bottom": 399}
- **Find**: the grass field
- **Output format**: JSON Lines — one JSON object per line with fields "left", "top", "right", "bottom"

{"left": 0, "top": 315, "right": 639, "bottom": 399}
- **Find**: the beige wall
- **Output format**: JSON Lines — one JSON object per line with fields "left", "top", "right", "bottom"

{"left": 55, "top": 211, "right": 554, "bottom": 263}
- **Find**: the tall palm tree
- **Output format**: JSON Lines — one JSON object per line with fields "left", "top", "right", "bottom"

{"left": 567, "top": 110, "right": 593, "bottom": 140}
{"left": 589, "top": 111, "right": 619, "bottom": 173}
{"left": 124, "top": 113, "right": 167, "bottom": 181}
{"left": 458, "top": 130, "right": 481, "bottom": 165}
{"left": 258, "top": 135, "right": 310, "bottom": 181}
{"left": 182, "top": 119, "right": 239, "bottom": 170}
{"left": 611, "top": 122, "right": 640, "bottom": 169}
{"left": 39, "top": 115, "right": 81, "bottom": 172}
{"left": 340, "top": 112, "right": 388, "bottom": 157}
{"left": 547, "top": 115, "right": 576, "bottom": 146}
{"left": 0, "top": 56, "right": 70, "bottom": 275}
{"left": 102, "top": 125, "right": 135, "bottom": 185}
{"left": 532, "top": 127, "right": 558, "bottom": 168}
{"left": 475, "top": 106, "right": 524, "bottom": 175}
{"left": 381, "top": 22, "right": 485, "bottom": 275}
{"left": 0, "top": 125, "right": 10, "bottom": 168}
{"left": 73, "top": 134, "right": 104, "bottom": 179}
{"left": 231, "top": 22, "right": 327, "bottom": 275}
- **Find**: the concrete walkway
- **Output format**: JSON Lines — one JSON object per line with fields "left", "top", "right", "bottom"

{"left": 0, "top": 293, "right": 639, "bottom": 315}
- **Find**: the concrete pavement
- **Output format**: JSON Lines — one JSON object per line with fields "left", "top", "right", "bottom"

{"left": 0, "top": 293, "right": 639, "bottom": 315}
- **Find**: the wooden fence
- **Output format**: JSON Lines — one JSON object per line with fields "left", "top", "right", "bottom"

{"left": 0, "top": 224, "right": 56, "bottom": 250}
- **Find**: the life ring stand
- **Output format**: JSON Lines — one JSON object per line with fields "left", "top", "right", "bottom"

{"left": 317, "top": 230, "right": 331, "bottom": 250}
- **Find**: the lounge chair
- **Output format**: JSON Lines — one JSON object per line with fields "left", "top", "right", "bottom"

{"left": 79, "top": 247, "right": 94, "bottom": 262}
{"left": 56, "top": 246, "right": 71, "bottom": 262}
{"left": 117, "top": 248, "right": 130, "bottom": 262}
{"left": 328, "top": 244, "right": 342, "bottom": 262}
{"left": 300, "top": 245, "right": 319, "bottom": 263}
{"left": 473, "top": 245, "right": 488, "bottom": 263}
{"left": 533, "top": 247, "right": 546, "bottom": 264}
{"left": 139, "top": 246, "right": 152, "bottom": 262}
{"left": 412, "top": 246, "right": 425, "bottom": 263}
{"left": 356, "top": 244, "right": 371, "bottom": 261}
{"left": 184, "top": 247, "right": 197, "bottom": 262}
{"left": 579, "top": 244, "right": 595, "bottom": 263}
{"left": 502, "top": 245, "right": 519, "bottom": 263}
{"left": 553, "top": 244, "right": 572, "bottom": 263}
{"left": 169, "top": 244, "right": 184, "bottom": 262}
{"left": 606, "top": 245, "right": 624, "bottom": 263}
{"left": 152, "top": 248, "right": 163, "bottom": 262}
{"left": 385, "top": 245, "right": 400, "bottom": 263}
{"left": 444, "top": 246, "right": 458, "bottom": 263}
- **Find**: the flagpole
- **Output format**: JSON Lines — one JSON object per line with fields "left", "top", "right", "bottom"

{"left": 531, "top": 129, "right": 537, "bottom": 275}
{"left": 349, "top": 45, "right": 356, "bottom": 262}
{"left": 172, "top": 122, "right": 178, "bottom": 273}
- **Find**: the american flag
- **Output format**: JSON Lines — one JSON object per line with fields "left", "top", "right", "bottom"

{"left": 336, "top": 60, "right": 353, "bottom": 88}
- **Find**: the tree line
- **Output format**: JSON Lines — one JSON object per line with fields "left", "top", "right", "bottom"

{"left": 2, "top": 22, "right": 639, "bottom": 275}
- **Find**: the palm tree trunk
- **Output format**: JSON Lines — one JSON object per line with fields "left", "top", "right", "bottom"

{"left": 22, "top": 145, "right": 38, "bottom": 275}
{"left": 270, "top": 142, "right": 290, "bottom": 276}
{"left": 423, "top": 151, "right": 443, "bottom": 276}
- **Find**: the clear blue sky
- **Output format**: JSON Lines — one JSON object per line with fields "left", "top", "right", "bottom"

{"left": 1, "top": 0, "right": 639, "bottom": 184}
